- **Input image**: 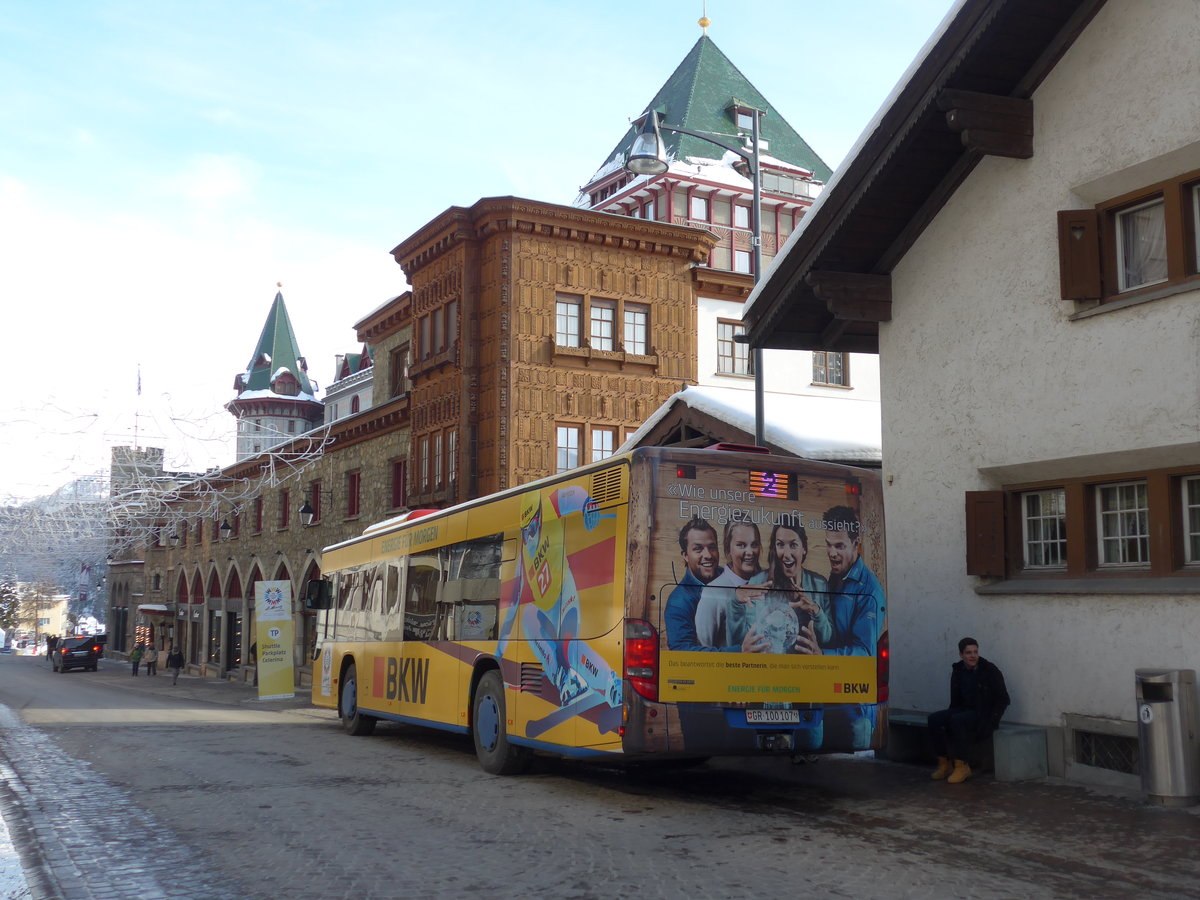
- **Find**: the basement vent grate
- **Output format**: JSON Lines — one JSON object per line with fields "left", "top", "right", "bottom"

{"left": 1075, "top": 729, "right": 1140, "bottom": 775}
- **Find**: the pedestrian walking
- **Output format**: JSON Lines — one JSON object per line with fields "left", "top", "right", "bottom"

{"left": 45, "top": 635, "right": 57, "bottom": 660}
{"left": 167, "top": 646, "right": 184, "bottom": 685}
{"left": 928, "top": 637, "right": 1010, "bottom": 784}
{"left": 250, "top": 641, "right": 258, "bottom": 686}
{"left": 143, "top": 644, "right": 159, "bottom": 676}
{"left": 129, "top": 643, "right": 144, "bottom": 677}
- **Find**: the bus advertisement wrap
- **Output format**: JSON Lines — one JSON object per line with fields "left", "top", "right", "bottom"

{"left": 311, "top": 446, "right": 887, "bottom": 771}
{"left": 647, "top": 457, "right": 887, "bottom": 752}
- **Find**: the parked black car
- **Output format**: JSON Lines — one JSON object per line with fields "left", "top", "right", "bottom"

{"left": 52, "top": 636, "right": 103, "bottom": 672}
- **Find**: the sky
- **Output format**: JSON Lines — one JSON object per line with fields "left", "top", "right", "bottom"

{"left": 0, "top": 0, "right": 956, "bottom": 504}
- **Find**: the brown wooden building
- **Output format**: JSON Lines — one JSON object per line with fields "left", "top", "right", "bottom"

{"left": 390, "top": 196, "right": 716, "bottom": 507}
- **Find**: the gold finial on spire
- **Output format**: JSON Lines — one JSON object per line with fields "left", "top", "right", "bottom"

{"left": 699, "top": 0, "right": 709, "bottom": 34}
{"left": 277, "top": 281, "right": 282, "bottom": 288}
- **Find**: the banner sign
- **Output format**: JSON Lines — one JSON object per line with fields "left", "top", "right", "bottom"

{"left": 254, "top": 581, "right": 295, "bottom": 699}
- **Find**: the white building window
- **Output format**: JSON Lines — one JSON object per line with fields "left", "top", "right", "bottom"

{"left": 716, "top": 321, "right": 750, "bottom": 375}
{"left": 1022, "top": 489, "right": 1067, "bottom": 568}
{"left": 1097, "top": 481, "right": 1150, "bottom": 565}
{"left": 624, "top": 304, "right": 648, "bottom": 355}
{"left": 591, "top": 428, "right": 617, "bottom": 463}
{"left": 419, "top": 436, "right": 430, "bottom": 492}
{"left": 1184, "top": 476, "right": 1200, "bottom": 565}
{"left": 590, "top": 300, "right": 615, "bottom": 351}
{"left": 689, "top": 195, "right": 709, "bottom": 222}
{"left": 555, "top": 294, "right": 582, "bottom": 347}
{"left": 813, "top": 351, "right": 848, "bottom": 387}
{"left": 556, "top": 425, "right": 580, "bottom": 474}
{"left": 1116, "top": 197, "right": 1167, "bottom": 292}
{"left": 733, "top": 250, "right": 751, "bottom": 274}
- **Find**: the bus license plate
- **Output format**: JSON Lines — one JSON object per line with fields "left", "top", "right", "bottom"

{"left": 745, "top": 709, "right": 800, "bottom": 724}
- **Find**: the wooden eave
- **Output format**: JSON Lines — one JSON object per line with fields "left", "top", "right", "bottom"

{"left": 693, "top": 267, "right": 753, "bottom": 301}
{"left": 390, "top": 196, "right": 718, "bottom": 280}
{"left": 355, "top": 292, "right": 412, "bottom": 344}
{"left": 743, "top": 0, "right": 1107, "bottom": 353}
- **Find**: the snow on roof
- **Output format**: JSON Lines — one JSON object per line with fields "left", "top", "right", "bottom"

{"left": 234, "top": 387, "right": 317, "bottom": 403}
{"left": 619, "top": 385, "right": 881, "bottom": 463}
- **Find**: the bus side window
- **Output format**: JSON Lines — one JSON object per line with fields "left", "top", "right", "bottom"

{"left": 446, "top": 534, "right": 502, "bottom": 641}
{"left": 404, "top": 556, "right": 440, "bottom": 641}
{"left": 337, "top": 572, "right": 354, "bottom": 610}
{"left": 384, "top": 564, "right": 401, "bottom": 614}
{"left": 367, "top": 565, "right": 385, "bottom": 612}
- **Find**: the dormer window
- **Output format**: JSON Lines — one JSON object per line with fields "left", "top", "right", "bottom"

{"left": 273, "top": 374, "right": 299, "bottom": 396}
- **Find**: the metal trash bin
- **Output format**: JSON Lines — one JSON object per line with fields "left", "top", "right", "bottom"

{"left": 1135, "top": 668, "right": 1200, "bottom": 806}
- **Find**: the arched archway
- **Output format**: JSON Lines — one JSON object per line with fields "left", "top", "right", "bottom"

{"left": 206, "top": 570, "right": 223, "bottom": 671}
{"left": 225, "top": 568, "right": 244, "bottom": 673}
{"left": 301, "top": 559, "right": 322, "bottom": 665}
{"left": 188, "top": 572, "right": 204, "bottom": 663}
{"left": 245, "top": 566, "right": 263, "bottom": 679}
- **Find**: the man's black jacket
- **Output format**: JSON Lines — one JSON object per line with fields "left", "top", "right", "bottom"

{"left": 949, "top": 657, "right": 1010, "bottom": 733}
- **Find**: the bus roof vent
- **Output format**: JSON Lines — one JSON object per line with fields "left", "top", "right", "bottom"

{"left": 590, "top": 466, "right": 624, "bottom": 506}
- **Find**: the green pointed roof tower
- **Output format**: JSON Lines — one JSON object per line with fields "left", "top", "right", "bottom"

{"left": 226, "top": 290, "right": 323, "bottom": 461}
{"left": 585, "top": 34, "right": 831, "bottom": 189}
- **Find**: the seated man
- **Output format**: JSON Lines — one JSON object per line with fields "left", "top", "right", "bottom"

{"left": 928, "top": 637, "right": 1010, "bottom": 783}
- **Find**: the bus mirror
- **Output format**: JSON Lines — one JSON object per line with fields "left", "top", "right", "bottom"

{"left": 305, "top": 579, "right": 333, "bottom": 610}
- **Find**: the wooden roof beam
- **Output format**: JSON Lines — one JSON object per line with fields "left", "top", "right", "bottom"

{"left": 938, "top": 89, "right": 1033, "bottom": 159}
{"left": 762, "top": 331, "right": 880, "bottom": 354}
{"left": 805, "top": 270, "right": 893, "bottom": 322}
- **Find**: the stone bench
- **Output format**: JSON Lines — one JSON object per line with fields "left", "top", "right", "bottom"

{"left": 882, "top": 709, "right": 1047, "bottom": 782}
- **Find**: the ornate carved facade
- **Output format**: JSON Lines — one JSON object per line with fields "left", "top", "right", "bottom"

{"left": 391, "top": 197, "right": 716, "bottom": 505}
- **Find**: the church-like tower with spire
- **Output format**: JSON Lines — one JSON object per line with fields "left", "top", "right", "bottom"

{"left": 226, "top": 290, "right": 323, "bottom": 460}
{"left": 579, "top": 27, "right": 831, "bottom": 278}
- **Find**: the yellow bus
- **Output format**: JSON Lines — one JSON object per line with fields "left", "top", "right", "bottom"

{"left": 308, "top": 444, "right": 888, "bottom": 774}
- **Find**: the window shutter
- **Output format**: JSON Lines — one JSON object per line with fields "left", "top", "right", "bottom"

{"left": 1057, "top": 209, "right": 1102, "bottom": 301}
{"left": 965, "top": 491, "right": 1006, "bottom": 577}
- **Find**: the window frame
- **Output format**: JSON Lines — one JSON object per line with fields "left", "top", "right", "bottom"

{"left": 1061, "top": 166, "right": 1200, "bottom": 306}
{"left": 716, "top": 320, "right": 751, "bottom": 376}
{"left": 555, "top": 292, "right": 652, "bottom": 358}
{"left": 346, "top": 470, "right": 362, "bottom": 519}
{"left": 555, "top": 424, "right": 581, "bottom": 474}
{"left": 1183, "top": 475, "right": 1200, "bottom": 566}
{"left": 591, "top": 427, "right": 617, "bottom": 463}
{"left": 1020, "top": 489, "right": 1067, "bottom": 570}
{"left": 1095, "top": 480, "right": 1150, "bottom": 568}
{"left": 590, "top": 299, "right": 616, "bottom": 351}
{"left": 966, "top": 464, "right": 1200, "bottom": 584}
{"left": 555, "top": 294, "right": 582, "bottom": 347}
{"left": 812, "top": 350, "right": 849, "bottom": 387}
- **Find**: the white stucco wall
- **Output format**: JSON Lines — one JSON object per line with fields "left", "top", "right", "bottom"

{"left": 697, "top": 295, "right": 881, "bottom": 399}
{"left": 880, "top": 0, "right": 1200, "bottom": 728}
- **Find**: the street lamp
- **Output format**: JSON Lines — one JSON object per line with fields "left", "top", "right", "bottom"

{"left": 624, "top": 107, "right": 767, "bottom": 446}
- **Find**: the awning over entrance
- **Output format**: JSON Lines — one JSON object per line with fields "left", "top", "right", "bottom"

{"left": 136, "top": 604, "right": 171, "bottom": 615}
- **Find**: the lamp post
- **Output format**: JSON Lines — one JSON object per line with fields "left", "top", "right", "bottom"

{"left": 625, "top": 107, "right": 766, "bottom": 446}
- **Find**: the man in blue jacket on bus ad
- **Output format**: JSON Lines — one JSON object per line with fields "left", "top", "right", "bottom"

{"left": 807, "top": 505, "right": 886, "bottom": 751}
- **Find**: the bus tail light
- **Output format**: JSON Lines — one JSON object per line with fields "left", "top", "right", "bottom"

{"left": 624, "top": 618, "right": 659, "bottom": 702}
{"left": 877, "top": 630, "right": 890, "bottom": 704}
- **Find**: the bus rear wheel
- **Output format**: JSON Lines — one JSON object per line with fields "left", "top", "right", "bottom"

{"left": 339, "top": 662, "right": 376, "bottom": 736}
{"left": 472, "top": 670, "right": 530, "bottom": 775}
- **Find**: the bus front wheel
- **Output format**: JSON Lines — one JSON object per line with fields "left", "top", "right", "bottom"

{"left": 339, "top": 662, "right": 376, "bottom": 736}
{"left": 472, "top": 670, "right": 530, "bottom": 775}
